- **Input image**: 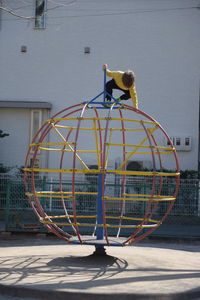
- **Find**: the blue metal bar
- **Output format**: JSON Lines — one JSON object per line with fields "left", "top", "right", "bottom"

{"left": 96, "top": 173, "right": 104, "bottom": 240}
{"left": 83, "top": 106, "right": 123, "bottom": 110}
{"left": 105, "top": 91, "right": 120, "bottom": 103}
{"left": 82, "top": 101, "right": 112, "bottom": 105}
{"left": 81, "top": 69, "right": 121, "bottom": 108}
{"left": 88, "top": 91, "right": 104, "bottom": 103}
{"left": 103, "top": 69, "right": 120, "bottom": 104}
{"left": 103, "top": 68, "right": 106, "bottom": 102}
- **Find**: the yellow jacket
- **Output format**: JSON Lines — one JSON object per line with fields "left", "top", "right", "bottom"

{"left": 106, "top": 69, "right": 138, "bottom": 109}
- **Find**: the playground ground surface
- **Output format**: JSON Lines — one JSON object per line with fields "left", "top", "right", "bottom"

{"left": 0, "top": 232, "right": 200, "bottom": 300}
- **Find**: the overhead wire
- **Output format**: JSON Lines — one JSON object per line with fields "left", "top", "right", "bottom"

{"left": 0, "top": 0, "right": 199, "bottom": 22}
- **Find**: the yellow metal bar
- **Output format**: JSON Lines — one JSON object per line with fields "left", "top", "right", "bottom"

{"left": 42, "top": 215, "right": 158, "bottom": 223}
{"left": 26, "top": 192, "right": 72, "bottom": 199}
{"left": 43, "top": 215, "right": 97, "bottom": 219}
{"left": 117, "top": 126, "right": 158, "bottom": 170}
{"left": 125, "top": 151, "right": 174, "bottom": 155}
{"left": 23, "top": 167, "right": 180, "bottom": 177}
{"left": 108, "top": 170, "right": 179, "bottom": 176}
{"left": 26, "top": 191, "right": 98, "bottom": 198}
{"left": 40, "top": 219, "right": 159, "bottom": 228}
{"left": 110, "top": 128, "right": 145, "bottom": 132}
{"left": 23, "top": 168, "right": 101, "bottom": 173}
{"left": 50, "top": 122, "right": 89, "bottom": 170}
{"left": 46, "top": 117, "right": 157, "bottom": 125}
{"left": 106, "top": 143, "right": 174, "bottom": 151}
{"left": 122, "top": 193, "right": 175, "bottom": 199}
{"left": 103, "top": 196, "right": 175, "bottom": 201}
{"left": 54, "top": 125, "right": 146, "bottom": 132}
{"left": 55, "top": 125, "right": 74, "bottom": 129}
{"left": 106, "top": 216, "right": 159, "bottom": 223}
{"left": 30, "top": 142, "right": 76, "bottom": 147}
{"left": 38, "top": 147, "right": 98, "bottom": 153}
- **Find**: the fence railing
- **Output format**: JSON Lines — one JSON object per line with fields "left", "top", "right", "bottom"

{"left": 0, "top": 174, "right": 200, "bottom": 237}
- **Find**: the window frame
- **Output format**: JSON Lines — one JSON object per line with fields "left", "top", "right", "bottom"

{"left": 34, "top": 0, "right": 47, "bottom": 29}
{"left": 30, "top": 109, "right": 42, "bottom": 152}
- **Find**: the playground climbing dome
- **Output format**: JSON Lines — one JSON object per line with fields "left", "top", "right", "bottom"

{"left": 24, "top": 71, "right": 180, "bottom": 248}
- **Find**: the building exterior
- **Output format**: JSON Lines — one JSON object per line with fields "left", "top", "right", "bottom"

{"left": 0, "top": 0, "right": 200, "bottom": 171}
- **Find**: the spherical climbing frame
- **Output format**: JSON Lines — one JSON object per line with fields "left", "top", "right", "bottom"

{"left": 24, "top": 70, "right": 180, "bottom": 253}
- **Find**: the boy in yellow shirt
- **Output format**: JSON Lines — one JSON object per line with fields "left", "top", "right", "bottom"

{"left": 102, "top": 64, "right": 138, "bottom": 109}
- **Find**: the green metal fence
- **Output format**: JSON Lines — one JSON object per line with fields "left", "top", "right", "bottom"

{"left": 0, "top": 174, "right": 200, "bottom": 238}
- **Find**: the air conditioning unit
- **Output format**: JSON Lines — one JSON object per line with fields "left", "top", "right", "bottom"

{"left": 126, "top": 160, "right": 152, "bottom": 171}
{"left": 114, "top": 158, "right": 152, "bottom": 171}
{"left": 85, "top": 164, "right": 98, "bottom": 183}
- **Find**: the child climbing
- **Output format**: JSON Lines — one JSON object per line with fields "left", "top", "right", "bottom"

{"left": 102, "top": 64, "right": 138, "bottom": 109}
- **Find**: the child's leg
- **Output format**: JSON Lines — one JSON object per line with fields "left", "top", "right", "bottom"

{"left": 120, "top": 90, "right": 131, "bottom": 100}
{"left": 106, "top": 80, "right": 130, "bottom": 101}
{"left": 105, "top": 79, "right": 119, "bottom": 100}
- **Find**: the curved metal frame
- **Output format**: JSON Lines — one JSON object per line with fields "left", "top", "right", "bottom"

{"left": 24, "top": 70, "right": 180, "bottom": 247}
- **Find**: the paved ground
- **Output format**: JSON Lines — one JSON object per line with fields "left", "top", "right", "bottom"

{"left": 0, "top": 296, "right": 36, "bottom": 300}
{"left": 0, "top": 233, "right": 200, "bottom": 300}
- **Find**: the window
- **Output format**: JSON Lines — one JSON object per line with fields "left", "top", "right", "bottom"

{"left": 175, "top": 137, "right": 181, "bottom": 146}
{"left": 35, "top": 0, "right": 46, "bottom": 29}
{"left": 167, "top": 137, "right": 174, "bottom": 146}
{"left": 185, "top": 137, "right": 190, "bottom": 146}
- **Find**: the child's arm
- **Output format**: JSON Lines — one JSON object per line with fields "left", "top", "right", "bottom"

{"left": 129, "top": 86, "right": 138, "bottom": 109}
{"left": 102, "top": 64, "right": 116, "bottom": 78}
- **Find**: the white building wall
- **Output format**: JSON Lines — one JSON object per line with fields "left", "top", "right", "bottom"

{"left": 0, "top": 0, "right": 200, "bottom": 170}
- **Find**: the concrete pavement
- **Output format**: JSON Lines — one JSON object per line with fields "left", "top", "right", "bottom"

{"left": 0, "top": 233, "right": 200, "bottom": 300}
